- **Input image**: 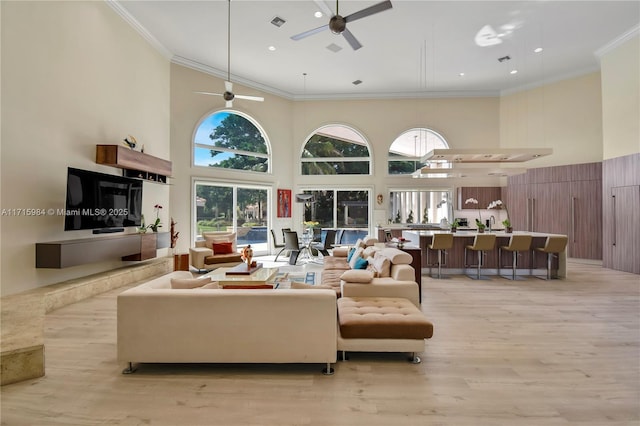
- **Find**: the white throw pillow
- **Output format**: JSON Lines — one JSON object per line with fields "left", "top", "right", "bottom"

{"left": 372, "top": 252, "right": 391, "bottom": 277}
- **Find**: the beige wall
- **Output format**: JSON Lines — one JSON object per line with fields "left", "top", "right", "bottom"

{"left": 499, "top": 72, "right": 604, "bottom": 167}
{"left": 601, "top": 35, "right": 640, "bottom": 159}
{"left": 1, "top": 2, "right": 170, "bottom": 296}
{"left": 170, "top": 63, "right": 502, "bottom": 249}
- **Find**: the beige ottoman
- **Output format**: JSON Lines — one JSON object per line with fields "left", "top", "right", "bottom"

{"left": 337, "top": 297, "right": 434, "bottom": 363}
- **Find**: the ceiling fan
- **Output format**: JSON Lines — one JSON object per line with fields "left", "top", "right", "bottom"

{"left": 195, "top": 0, "right": 264, "bottom": 108}
{"left": 291, "top": 0, "right": 393, "bottom": 50}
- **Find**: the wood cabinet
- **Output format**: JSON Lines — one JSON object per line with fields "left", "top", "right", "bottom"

{"left": 458, "top": 187, "right": 502, "bottom": 209}
{"left": 505, "top": 162, "right": 602, "bottom": 260}
{"left": 96, "top": 145, "right": 172, "bottom": 184}
{"left": 602, "top": 153, "right": 640, "bottom": 274}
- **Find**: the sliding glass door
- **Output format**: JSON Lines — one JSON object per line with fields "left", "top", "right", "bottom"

{"left": 302, "top": 189, "right": 370, "bottom": 244}
{"left": 194, "top": 181, "right": 269, "bottom": 254}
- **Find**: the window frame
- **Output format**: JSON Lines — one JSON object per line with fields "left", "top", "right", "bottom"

{"left": 300, "top": 124, "right": 372, "bottom": 176}
{"left": 387, "top": 128, "right": 450, "bottom": 176}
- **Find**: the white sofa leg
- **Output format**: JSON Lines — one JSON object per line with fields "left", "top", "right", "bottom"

{"left": 409, "top": 353, "right": 421, "bottom": 364}
{"left": 322, "top": 363, "right": 334, "bottom": 375}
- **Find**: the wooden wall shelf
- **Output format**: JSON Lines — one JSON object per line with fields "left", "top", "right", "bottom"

{"left": 36, "top": 232, "right": 170, "bottom": 268}
{"left": 96, "top": 145, "right": 172, "bottom": 184}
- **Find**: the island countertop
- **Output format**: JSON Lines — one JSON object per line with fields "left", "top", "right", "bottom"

{"left": 401, "top": 229, "right": 567, "bottom": 278}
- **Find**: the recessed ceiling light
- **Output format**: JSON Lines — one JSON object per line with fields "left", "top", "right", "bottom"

{"left": 534, "top": 47, "right": 543, "bottom": 53}
{"left": 314, "top": 11, "right": 323, "bottom": 18}
{"left": 268, "top": 46, "right": 276, "bottom": 51}
{"left": 510, "top": 69, "right": 518, "bottom": 75}
{"left": 459, "top": 72, "right": 465, "bottom": 77}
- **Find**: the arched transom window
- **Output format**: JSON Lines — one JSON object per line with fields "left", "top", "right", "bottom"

{"left": 301, "top": 124, "right": 371, "bottom": 175}
{"left": 388, "top": 128, "right": 449, "bottom": 175}
{"left": 193, "top": 110, "right": 270, "bottom": 173}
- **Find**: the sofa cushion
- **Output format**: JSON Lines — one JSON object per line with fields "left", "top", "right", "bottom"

{"left": 379, "top": 247, "right": 413, "bottom": 265}
{"left": 337, "top": 297, "right": 433, "bottom": 339}
{"left": 204, "top": 252, "right": 243, "bottom": 265}
{"left": 170, "top": 277, "right": 212, "bottom": 289}
{"left": 371, "top": 252, "right": 391, "bottom": 277}
{"left": 291, "top": 281, "right": 334, "bottom": 291}
{"left": 323, "top": 256, "right": 350, "bottom": 271}
{"left": 340, "top": 269, "right": 374, "bottom": 283}
{"left": 363, "top": 236, "right": 378, "bottom": 246}
{"left": 212, "top": 241, "right": 234, "bottom": 254}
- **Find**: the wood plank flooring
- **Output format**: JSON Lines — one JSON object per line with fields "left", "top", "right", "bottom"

{"left": 1, "top": 261, "right": 639, "bottom": 425}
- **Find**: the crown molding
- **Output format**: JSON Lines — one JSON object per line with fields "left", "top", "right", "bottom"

{"left": 104, "top": 0, "right": 173, "bottom": 60}
{"left": 594, "top": 24, "right": 640, "bottom": 58}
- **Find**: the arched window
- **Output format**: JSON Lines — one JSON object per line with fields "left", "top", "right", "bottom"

{"left": 388, "top": 128, "right": 449, "bottom": 175}
{"left": 193, "top": 110, "right": 270, "bottom": 172}
{"left": 301, "top": 125, "right": 371, "bottom": 175}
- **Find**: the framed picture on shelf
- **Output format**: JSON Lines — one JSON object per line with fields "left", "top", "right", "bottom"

{"left": 277, "top": 189, "right": 291, "bottom": 218}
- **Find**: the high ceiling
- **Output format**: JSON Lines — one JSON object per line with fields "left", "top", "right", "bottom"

{"left": 112, "top": 0, "right": 639, "bottom": 100}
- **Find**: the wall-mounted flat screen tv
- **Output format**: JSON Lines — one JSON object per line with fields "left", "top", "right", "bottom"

{"left": 64, "top": 167, "right": 143, "bottom": 231}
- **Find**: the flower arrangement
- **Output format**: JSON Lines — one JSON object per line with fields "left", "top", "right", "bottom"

{"left": 148, "top": 204, "right": 163, "bottom": 232}
{"left": 488, "top": 199, "right": 511, "bottom": 228}
{"left": 465, "top": 198, "right": 482, "bottom": 222}
{"left": 303, "top": 221, "right": 319, "bottom": 228}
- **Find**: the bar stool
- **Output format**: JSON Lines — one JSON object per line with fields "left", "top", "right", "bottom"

{"left": 464, "top": 234, "right": 497, "bottom": 280}
{"left": 427, "top": 233, "right": 454, "bottom": 279}
{"left": 498, "top": 234, "right": 532, "bottom": 280}
{"left": 533, "top": 236, "right": 568, "bottom": 280}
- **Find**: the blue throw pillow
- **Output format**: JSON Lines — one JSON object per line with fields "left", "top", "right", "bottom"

{"left": 354, "top": 257, "right": 368, "bottom": 270}
{"left": 347, "top": 247, "right": 356, "bottom": 262}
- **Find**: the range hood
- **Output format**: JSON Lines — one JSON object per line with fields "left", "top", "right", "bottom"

{"left": 412, "top": 166, "right": 527, "bottom": 179}
{"left": 421, "top": 148, "right": 553, "bottom": 163}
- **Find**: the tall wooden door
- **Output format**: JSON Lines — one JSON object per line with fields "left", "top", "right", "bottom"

{"left": 504, "top": 184, "right": 529, "bottom": 230}
{"left": 612, "top": 185, "right": 640, "bottom": 274}
{"left": 531, "top": 182, "right": 570, "bottom": 234}
{"left": 569, "top": 180, "right": 602, "bottom": 259}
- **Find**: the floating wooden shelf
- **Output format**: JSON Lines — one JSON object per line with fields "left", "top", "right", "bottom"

{"left": 36, "top": 232, "right": 170, "bottom": 268}
{"left": 96, "top": 145, "right": 172, "bottom": 184}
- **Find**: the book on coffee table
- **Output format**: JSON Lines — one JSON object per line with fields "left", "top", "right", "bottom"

{"left": 225, "top": 262, "right": 263, "bottom": 275}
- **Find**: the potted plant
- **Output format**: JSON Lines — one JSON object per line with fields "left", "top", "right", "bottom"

{"left": 450, "top": 218, "right": 460, "bottom": 233}
{"left": 475, "top": 219, "right": 486, "bottom": 233}
{"left": 502, "top": 219, "right": 513, "bottom": 233}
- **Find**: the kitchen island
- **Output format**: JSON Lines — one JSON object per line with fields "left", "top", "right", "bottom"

{"left": 402, "top": 230, "right": 567, "bottom": 278}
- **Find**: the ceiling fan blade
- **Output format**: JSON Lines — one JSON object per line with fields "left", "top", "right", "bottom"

{"left": 235, "top": 95, "right": 265, "bottom": 102}
{"left": 344, "top": 0, "right": 392, "bottom": 23}
{"left": 194, "top": 91, "right": 223, "bottom": 97}
{"left": 342, "top": 28, "right": 362, "bottom": 50}
{"left": 313, "top": 0, "right": 334, "bottom": 17}
{"left": 226, "top": 100, "right": 233, "bottom": 108}
{"left": 291, "top": 24, "right": 329, "bottom": 40}
{"left": 225, "top": 81, "right": 233, "bottom": 92}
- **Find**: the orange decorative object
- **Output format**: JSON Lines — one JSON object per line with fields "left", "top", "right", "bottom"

{"left": 241, "top": 245, "right": 253, "bottom": 270}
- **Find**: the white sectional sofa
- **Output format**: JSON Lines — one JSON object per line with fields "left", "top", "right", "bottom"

{"left": 117, "top": 271, "right": 337, "bottom": 374}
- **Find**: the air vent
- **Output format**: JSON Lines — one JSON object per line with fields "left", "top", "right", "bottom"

{"left": 498, "top": 55, "right": 511, "bottom": 62}
{"left": 326, "top": 43, "right": 342, "bottom": 53}
{"left": 352, "top": 80, "right": 363, "bottom": 85}
{"left": 270, "top": 16, "right": 286, "bottom": 27}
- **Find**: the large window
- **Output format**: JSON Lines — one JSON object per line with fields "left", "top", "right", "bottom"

{"left": 389, "top": 189, "right": 453, "bottom": 225}
{"left": 301, "top": 125, "right": 371, "bottom": 175}
{"left": 195, "top": 181, "right": 269, "bottom": 254}
{"left": 194, "top": 111, "right": 270, "bottom": 172}
{"left": 388, "top": 128, "right": 449, "bottom": 175}
{"left": 301, "top": 189, "right": 370, "bottom": 244}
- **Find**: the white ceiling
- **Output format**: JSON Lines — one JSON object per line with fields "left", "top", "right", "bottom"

{"left": 112, "top": 0, "right": 639, "bottom": 100}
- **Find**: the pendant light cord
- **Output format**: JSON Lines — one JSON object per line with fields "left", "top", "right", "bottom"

{"left": 227, "top": 0, "right": 231, "bottom": 82}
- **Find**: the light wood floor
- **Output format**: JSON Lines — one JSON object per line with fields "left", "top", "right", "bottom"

{"left": 1, "top": 261, "right": 639, "bottom": 425}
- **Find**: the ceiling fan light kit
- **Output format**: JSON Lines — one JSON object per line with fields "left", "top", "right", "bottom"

{"left": 195, "top": 0, "right": 264, "bottom": 107}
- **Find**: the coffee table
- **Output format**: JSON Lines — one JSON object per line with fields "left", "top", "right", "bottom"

{"left": 203, "top": 266, "right": 279, "bottom": 287}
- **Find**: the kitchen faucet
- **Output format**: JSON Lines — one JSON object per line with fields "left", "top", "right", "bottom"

{"left": 489, "top": 215, "right": 496, "bottom": 232}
